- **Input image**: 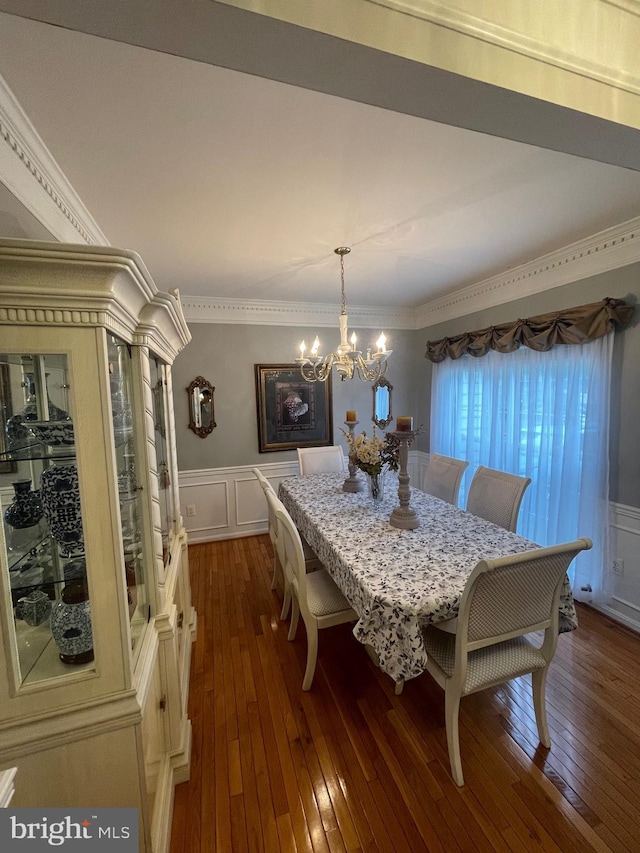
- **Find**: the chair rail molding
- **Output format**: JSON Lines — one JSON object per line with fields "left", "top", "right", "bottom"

{"left": 0, "top": 72, "right": 107, "bottom": 246}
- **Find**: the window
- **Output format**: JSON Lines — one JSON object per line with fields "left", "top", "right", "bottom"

{"left": 431, "top": 334, "right": 613, "bottom": 599}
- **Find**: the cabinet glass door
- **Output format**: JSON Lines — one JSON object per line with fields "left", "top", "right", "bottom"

{"left": 108, "top": 336, "right": 149, "bottom": 660}
{"left": 150, "top": 358, "right": 174, "bottom": 564}
{"left": 0, "top": 354, "right": 93, "bottom": 686}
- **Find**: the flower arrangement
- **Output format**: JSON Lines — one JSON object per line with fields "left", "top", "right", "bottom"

{"left": 341, "top": 428, "right": 400, "bottom": 477}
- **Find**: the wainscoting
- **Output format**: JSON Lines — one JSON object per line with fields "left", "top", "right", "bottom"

{"left": 177, "top": 451, "right": 428, "bottom": 543}
{"left": 177, "top": 456, "right": 640, "bottom": 635}
{"left": 605, "top": 501, "right": 640, "bottom": 633}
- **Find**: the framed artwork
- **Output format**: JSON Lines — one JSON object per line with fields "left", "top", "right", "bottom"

{"left": 255, "top": 364, "right": 333, "bottom": 453}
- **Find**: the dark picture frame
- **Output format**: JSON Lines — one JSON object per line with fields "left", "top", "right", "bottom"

{"left": 255, "top": 364, "right": 333, "bottom": 453}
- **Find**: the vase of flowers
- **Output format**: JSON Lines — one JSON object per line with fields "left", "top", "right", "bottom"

{"left": 366, "top": 471, "right": 385, "bottom": 502}
{"left": 341, "top": 428, "right": 399, "bottom": 503}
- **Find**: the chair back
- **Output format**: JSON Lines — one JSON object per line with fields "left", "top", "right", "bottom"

{"left": 456, "top": 538, "right": 592, "bottom": 664}
{"left": 466, "top": 465, "right": 531, "bottom": 532}
{"left": 297, "top": 446, "right": 344, "bottom": 475}
{"left": 274, "top": 501, "right": 309, "bottom": 598}
{"left": 423, "top": 454, "right": 469, "bottom": 505}
{"left": 252, "top": 467, "right": 272, "bottom": 494}
{"left": 263, "top": 488, "right": 284, "bottom": 561}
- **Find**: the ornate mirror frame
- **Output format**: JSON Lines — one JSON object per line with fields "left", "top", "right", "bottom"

{"left": 187, "top": 376, "right": 216, "bottom": 437}
{"left": 372, "top": 376, "right": 393, "bottom": 429}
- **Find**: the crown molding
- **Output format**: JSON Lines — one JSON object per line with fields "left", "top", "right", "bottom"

{"left": 2, "top": 67, "right": 637, "bottom": 334}
{"left": 180, "top": 295, "right": 413, "bottom": 329}
{"left": 414, "top": 216, "right": 640, "bottom": 328}
{"left": 181, "top": 217, "right": 640, "bottom": 330}
{"left": 0, "top": 72, "right": 108, "bottom": 246}
{"left": 368, "top": 0, "right": 640, "bottom": 95}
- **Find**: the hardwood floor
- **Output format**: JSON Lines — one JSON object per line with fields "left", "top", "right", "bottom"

{"left": 170, "top": 536, "right": 640, "bottom": 852}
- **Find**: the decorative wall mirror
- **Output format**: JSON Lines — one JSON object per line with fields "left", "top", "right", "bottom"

{"left": 187, "top": 376, "right": 216, "bottom": 437}
{"left": 372, "top": 376, "right": 393, "bottom": 429}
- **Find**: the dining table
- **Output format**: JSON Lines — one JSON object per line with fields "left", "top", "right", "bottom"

{"left": 278, "top": 472, "right": 578, "bottom": 687}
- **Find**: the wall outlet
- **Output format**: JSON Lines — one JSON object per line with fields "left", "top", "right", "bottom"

{"left": 612, "top": 558, "right": 624, "bottom": 576}
{"left": 186, "top": 504, "right": 196, "bottom": 518}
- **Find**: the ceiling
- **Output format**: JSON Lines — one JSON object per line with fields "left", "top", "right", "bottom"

{"left": 1, "top": 9, "right": 640, "bottom": 313}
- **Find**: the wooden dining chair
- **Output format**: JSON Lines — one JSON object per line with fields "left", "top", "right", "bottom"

{"left": 275, "top": 501, "right": 357, "bottom": 690}
{"left": 297, "top": 445, "right": 345, "bottom": 475}
{"left": 263, "top": 488, "right": 320, "bottom": 616}
{"left": 423, "top": 537, "right": 592, "bottom": 786}
{"left": 466, "top": 465, "right": 531, "bottom": 532}
{"left": 423, "top": 454, "right": 469, "bottom": 506}
{"left": 252, "top": 466, "right": 272, "bottom": 494}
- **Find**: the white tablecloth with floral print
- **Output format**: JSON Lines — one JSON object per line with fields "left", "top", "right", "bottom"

{"left": 279, "top": 473, "right": 578, "bottom": 684}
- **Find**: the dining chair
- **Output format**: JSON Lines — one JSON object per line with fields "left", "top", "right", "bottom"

{"left": 264, "top": 488, "right": 321, "bottom": 616}
{"left": 252, "top": 466, "right": 272, "bottom": 494}
{"left": 297, "top": 445, "right": 345, "bottom": 475}
{"left": 466, "top": 465, "right": 531, "bottom": 532}
{"left": 423, "top": 454, "right": 469, "bottom": 506}
{"left": 275, "top": 500, "right": 357, "bottom": 690}
{"left": 423, "top": 537, "right": 592, "bottom": 786}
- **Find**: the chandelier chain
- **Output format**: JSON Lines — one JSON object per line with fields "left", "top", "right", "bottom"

{"left": 295, "top": 245, "right": 391, "bottom": 382}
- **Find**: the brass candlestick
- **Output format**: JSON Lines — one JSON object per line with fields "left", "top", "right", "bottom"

{"left": 343, "top": 420, "right": 364, "bottom": 492}
{"left": 389, "top": 430, "right": 419, "bottom": 529}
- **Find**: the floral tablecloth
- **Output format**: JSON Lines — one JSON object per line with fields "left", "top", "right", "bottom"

{"left": 279, "top": 473, "right": 578, "bottom": 684}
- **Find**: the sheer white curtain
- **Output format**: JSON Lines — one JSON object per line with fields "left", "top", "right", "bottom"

{"left": 430, "top": 334, "right": 613, "bottom": 600}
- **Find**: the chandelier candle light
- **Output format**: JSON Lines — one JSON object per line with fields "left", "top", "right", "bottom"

{"left": 297, "top": 247, "right": 392, "bottom": 382}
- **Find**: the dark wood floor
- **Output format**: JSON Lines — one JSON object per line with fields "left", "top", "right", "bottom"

{"left": 170, "top": 536, "right": 640, "bottom": 852}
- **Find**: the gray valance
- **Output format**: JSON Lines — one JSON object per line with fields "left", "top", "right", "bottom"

{"left": 424, "top": 297, "right": 634, "bottom": 363}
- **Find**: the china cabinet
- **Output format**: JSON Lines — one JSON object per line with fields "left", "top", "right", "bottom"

{"left": 0, "top": 238, "right": 194, "bottom": 852}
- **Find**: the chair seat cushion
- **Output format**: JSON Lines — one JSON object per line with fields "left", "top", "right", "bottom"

{"left": 423, "top": 627, "right": 547, "bottom": 694}
{"left": 306, "top": 569, "right": 354, "bottom": 617}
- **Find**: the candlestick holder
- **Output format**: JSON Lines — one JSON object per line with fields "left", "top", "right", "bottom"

{"left": 343, "top": 420, "right": 365, "bottom": 493}
{"left": 389, "top": 430, "right": 420, "bottom": 529}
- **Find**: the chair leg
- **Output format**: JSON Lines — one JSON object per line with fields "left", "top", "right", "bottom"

{"left": 287, "top": 596, "right": 300, "bottom": 641}
{"left": 532, "top": 667, "right": 551, "bottom": 747}
{"left": 280, "top": 582, "right": 291, "bottom": 620}
{"left": 302, "top": 620, "right": 319, "bottom": 691}
{"left": 444, "top": 686, "right": 464, "bottom": 786}
{"left": 270, "top": 554, "right": 280, "bottom": 591}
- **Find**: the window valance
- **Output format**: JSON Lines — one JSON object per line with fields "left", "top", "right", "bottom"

{"left": 424, "top": 297, "right": 634, "bottom": 363}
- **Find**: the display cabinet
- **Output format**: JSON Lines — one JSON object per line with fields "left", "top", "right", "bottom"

{"left": 0, "top": 238, "right": 194, "bottom": 853}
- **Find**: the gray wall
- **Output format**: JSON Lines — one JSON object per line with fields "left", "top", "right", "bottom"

{"left": 415, "top": 262, "right": 640, "bottom": 507}
{"left": 172, "top": 264, "right": 638, "bottom": 507}
{"left": 172, "top": 323, "right": 421, "bottom": 471}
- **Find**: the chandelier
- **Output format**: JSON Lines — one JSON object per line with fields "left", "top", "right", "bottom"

{"left": 296, "top": 247, "right": 392, "bottom": 383}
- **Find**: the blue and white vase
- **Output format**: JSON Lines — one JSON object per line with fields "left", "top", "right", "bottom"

{"left": 5, "top": 393, "right": 70, "bottom": 450}
{"left": 40, "top": 463, "right": 84, "bottom": 558}
{"left": 50, "top": 580, "right": 93, "bottom": 665}
{"left": 4, "top": 480, "right": 43, "bottom": 529}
